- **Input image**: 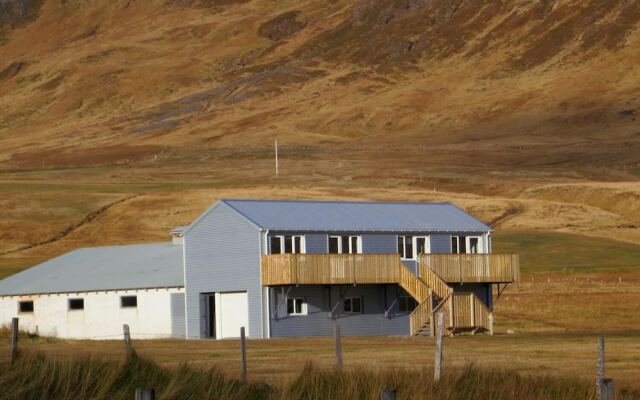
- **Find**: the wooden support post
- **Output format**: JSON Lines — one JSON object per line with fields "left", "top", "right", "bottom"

{"left": 134, "top": 388, "right": 155, "bottom": 400}
{"left": 597, "top": 336, "right": 605, "bottom": 400}
{"left": 488, "top": 313, "right": 494, "bottom": 336}
{"left": 123, "top": 324, "right": 133, "bottom": 359}
{"left": 434, "top": 312, "right": 444, "bottom": 383}
{"left": 334, "top": 322, "right": 343, "bottom": 370}
{"left": 469, "top": 295, "right": 476, "bottom": 327}
{"left": 10, "top": 317, "right": 18, "bottom": 364}
{"left": 380, "top": 388, "right": 397, "bottom": 400}
{"left": 240, "top": 326, "right": 248, "bottom": 382}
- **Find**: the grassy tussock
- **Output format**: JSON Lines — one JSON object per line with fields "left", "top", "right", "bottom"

{"left": 1, "top": 352, "right": 637, "bottom": 400}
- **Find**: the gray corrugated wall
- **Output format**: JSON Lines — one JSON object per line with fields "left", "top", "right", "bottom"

{"left": 170, "top": 293, "right": 186, "bottom": 338}
{"left": 430, "top": 234, "right": 452, "bottom": 253}
{"left": 305, "top": 234, "right": 328, "bottom": 253}
{"left": 269, "top": 285, "right": 410, "bottom": 337}
{"left": 362, "top": 234, "right": 397, "bottom": 253}
{"left": 184, "top": 202, "right": 263, "bottom": 339}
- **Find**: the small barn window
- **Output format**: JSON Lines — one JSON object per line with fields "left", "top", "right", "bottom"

{"left": 68, "top": 298, "right": 84, "bottom": 310}
{"left": 121, "top": 296, "right": 137, "bottom": 308}
{"left": 343, "top": 297, "right": 363, "bottom": 314}
{"left": 18, "top": 301, "right": 34, "bottom": 313}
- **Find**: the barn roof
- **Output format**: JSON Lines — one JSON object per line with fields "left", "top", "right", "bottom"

{"left": 0, "top": 242, "right": 183, "bottom": 296}
{"left": 216, "top": 199, "right": 491, "bottom": 232}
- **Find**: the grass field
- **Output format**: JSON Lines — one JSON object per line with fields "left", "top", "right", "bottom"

{"left": 1, "top": 332, "right": 639, "bottom": 398}
{"left": 2, "top": 350, "right": 622, "bottom": 400}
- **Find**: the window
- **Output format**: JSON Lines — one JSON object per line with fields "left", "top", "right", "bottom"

{"left": 18, "top": 301, "right": 34, "bottom": 313}
{"left": 270, "top": 235, "right": 305, "bottom": 254}
{"left": 452, "top": 236, "right": 467, "bottom": 254}
{"left": 121, "top": 295, "right": 137, "bottom": 308}
{"left": 329, "top": 236, "right": 361, "bottom": 254}
{"left": 286, "top": 297, "right": 307, "bottom": 316}
{"left": 398, "top": 296, "right": 417, "bottom": 313}
{"left": 398, "top": 236, "right": 429, "bottom": 259}
{"left": 68, "top": 298, "right": 84, "bottom": 310}
{"left": 468, "top": 237, "right": 480, "bottom": 254}
{"left": 343, "top": 297, "right": 362, "bottom": 314}
{"left": 452, "top": 236, "right": 482, "bottom": 254}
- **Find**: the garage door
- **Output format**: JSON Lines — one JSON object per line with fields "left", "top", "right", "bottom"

{"left": 216, "top": 291, "right": 249, "bottom": 339}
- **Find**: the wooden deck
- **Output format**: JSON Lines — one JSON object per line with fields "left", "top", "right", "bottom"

{"left": 419, "top": 254, "right": 520, "bottom": 283}
{"left": 261, "top": 253, "right": 405, "bottom": 286}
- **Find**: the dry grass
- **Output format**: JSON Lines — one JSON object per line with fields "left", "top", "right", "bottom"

{"left": 1, "top": 349, "right": 638, "bottom": 400}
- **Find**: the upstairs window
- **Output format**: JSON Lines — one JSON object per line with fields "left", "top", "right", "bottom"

{"left": 121, "top": 296, "right": 138, "bottom": 308}
{"left": 18, "top": 301, "right": 34, "bottom": 313}
{"left": 270, "top": 235, "right": 305, "bottom": 254}
{"left": 68, "top": 298, "right": 84, "bottom": 311}
{"left": 398, "top": 296, "right": 417, "bottom": 313}
{"left": 452, "top": 236, "right": 482, "bottom": 254}
{"left": 398, "top": 236, "right": 429, "bottom": 259}
{"left": 343, "top": 297, "right": 363, "bottom": 314}
{"left": 286, "top": 297, "right": 307, "bottom": 316}
{"left": 329, "top": 236, "right": 361, "bottom": 254}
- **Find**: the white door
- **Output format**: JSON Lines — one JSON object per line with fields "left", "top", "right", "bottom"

{"left": 216, "top": 291, "right": 249, "bottom": 339}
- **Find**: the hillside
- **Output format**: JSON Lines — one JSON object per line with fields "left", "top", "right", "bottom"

{"left": 1, "top": 0, "right": 640, "bottom": 264}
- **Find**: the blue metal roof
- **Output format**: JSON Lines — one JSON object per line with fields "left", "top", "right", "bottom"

{"left": 0, "top": 242, "right": 184, "bottom": 296}
{"left": 221, "top": 199, "right": 491, "bottom": 232}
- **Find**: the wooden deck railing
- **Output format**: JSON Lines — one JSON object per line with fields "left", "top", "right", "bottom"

{"left": 262, "top": 254, "right": 403, "bottom": 286}
{"left": 419, "top": 254, "right": 520, "bottom": 283}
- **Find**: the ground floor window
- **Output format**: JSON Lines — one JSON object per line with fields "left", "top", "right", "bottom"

{"left": 398, "top": 296, "right": 417, "bottom": 313}
{"left": 18, "top": 300, "right": 34, "bottom": 313}
{"left": 343, "top": 297, "right": 363, "bottom": 314}
{"left": 68, "top": 298, "right": 84, "bottom": 310}
{"left": 287, "top": 297, "right": 307, "bottom": 316}
{"left": 120, "top": 295, "right": 137, "bottom": 308}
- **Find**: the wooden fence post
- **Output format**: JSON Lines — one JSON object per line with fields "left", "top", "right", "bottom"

{"left": 240, "top": 326, "right": 248, "bottom": 382}
{"left": 123, "top": 324, "right": 133, "bottom": 359}
{"left": 334, "top": 322, "right": 343, "bottom": 370}
{"left": 596, "top": 336, "right": 605, "bottom": 400}
{"left": 434, "top": 312, "right": 444, "bottom": 382}
{"left": 10, "top": 317, "right": 19, "bottom": 364}
{"left": 134, "top": 388, "right": 155, "bottom": 400}
{"left": 380, "top": 388, "right": 397, "bottom": 400}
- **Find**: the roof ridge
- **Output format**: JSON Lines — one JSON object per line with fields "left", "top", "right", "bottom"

{"left": 222, "top": 198, "right": 454, "bottom": 206}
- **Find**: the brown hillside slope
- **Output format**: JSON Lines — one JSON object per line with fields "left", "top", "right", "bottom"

{"left": 1, "top": 0, "right": 640, "bottom": 265}
{"left": 0, "top": 0, "right": 639, "bottom": 172}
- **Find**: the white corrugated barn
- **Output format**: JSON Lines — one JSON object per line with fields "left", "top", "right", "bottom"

{"left": 0, "top": 242, "right": 185, "bottom": 339}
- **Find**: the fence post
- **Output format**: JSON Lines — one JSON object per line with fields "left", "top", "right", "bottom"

{"left": 434, "top": 312, "right": 444, "bottom": 382}
{"left": 380, "top": 388, "right": 397, "bottom": 400}
{"left": 134, "top": 388, "right": 155, "bottom": 400}
{"left": 596, "top": 336, "right": 605, "bottom": 400}
{"left": 123, "top": 324, "right": 133, "bottom": 359}
{"left": 10, "top": 317, "right": 19, "bottom": 364}
{"left": 600, "top": 378, "right": 614, "bottom": 400}
{"left": 334, "top": 322, "right": 343, "bottom": 369}
{"left": 240, "top": 326, "right": 248, "bottom": 382}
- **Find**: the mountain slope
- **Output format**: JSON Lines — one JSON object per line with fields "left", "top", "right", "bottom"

{"left": 0, "top": 0, "right": 639, "bottom": 175}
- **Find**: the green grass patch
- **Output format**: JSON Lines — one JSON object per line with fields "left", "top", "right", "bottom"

{"left": 493, "top": 231, "right": 640, "bottom": 273}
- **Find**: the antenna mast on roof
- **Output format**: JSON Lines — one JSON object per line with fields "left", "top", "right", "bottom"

{"left": 275, "top": 139, "right": 279, "bottom": 177}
